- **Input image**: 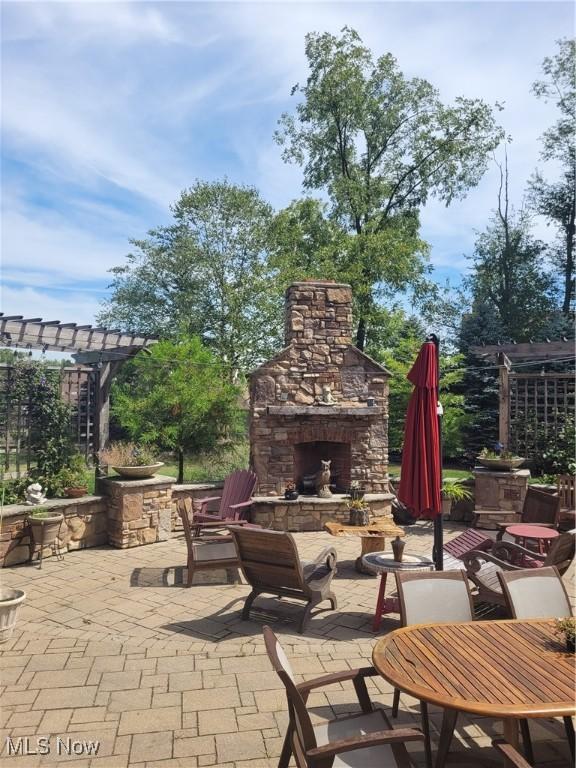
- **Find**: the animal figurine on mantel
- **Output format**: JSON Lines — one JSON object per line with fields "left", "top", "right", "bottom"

{"left": 315, "top": 459, "right": 332, "bottom": 498}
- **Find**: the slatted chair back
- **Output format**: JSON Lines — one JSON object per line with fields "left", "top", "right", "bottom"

{"left": 231, "top": 527, "right": 305, "bottom": 593}
{"left": 521, "top": 487, "right": 560, "bottom": 527}
{"left": 219, "top": 469, "right": 257, "bottom": 520}
{"left": 498, "top": 566, "right": 572, "bottom": 619}
{"left": 444, "top": 529, "right": 493, "bottom": 559}
{"left": 178, "top": 497, "right": 196, "bottom": 549}
{"left": 396, "top": 570, "right": 475, "bottom": 626}
{"left": 557, "top": 475, "right": 575, "bottom": 513}
{"left": 263, "top": 626, "right": 317, "bottom": 767}
{"left": 543, "top": 531, "right": 576, "bottom": 573}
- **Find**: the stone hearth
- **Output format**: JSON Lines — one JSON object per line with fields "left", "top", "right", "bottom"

{"left": 250, "top": 493, "right": 392, "bottom": 531}
{"left": 249, "top": 281, "right": 390, "bottom": 496}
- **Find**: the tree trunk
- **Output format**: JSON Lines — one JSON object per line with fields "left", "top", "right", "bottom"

{"left": 563, "top": 200, "right": 575, "bottom": 314}
{"left": 177, "top": 447, "right": 184, "bottom": 485}
{"left": 355, "top": 317, "right": 366, "bottom": 351}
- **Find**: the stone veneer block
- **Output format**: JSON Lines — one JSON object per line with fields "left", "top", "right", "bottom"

{"left": 251, "top": 493, "right": 393, "bottom": 531}
{"left": 473, "top": 468, "right": 530, "bottom": 530}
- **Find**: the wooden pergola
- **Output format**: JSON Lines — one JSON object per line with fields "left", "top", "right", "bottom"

{"left": 470, "top": 340, "right": 575, "bottom": 454}
{"left": 0, "top": 314, "right": 157, "bottom": 450}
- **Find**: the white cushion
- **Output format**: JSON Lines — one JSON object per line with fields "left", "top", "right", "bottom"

{"left": 506, "top": 575, "right": 571, "bottom": 619}
{"left": 313, "top": 710, "right": 401, "bottom": 767}
{"left": 402, "top": 577, "right": 473, "bottom": 625}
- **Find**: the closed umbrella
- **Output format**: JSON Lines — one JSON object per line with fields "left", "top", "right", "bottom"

{"left": 397, "top": 337, "right": 443, "bottom": 569}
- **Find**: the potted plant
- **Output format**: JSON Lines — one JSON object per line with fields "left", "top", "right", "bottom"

{"left": 27, "top": 506, "right": 64, "bottom": 567}
{"left": 99, "top": 442, "right": 164, "bottom": 479}
{"left": 346, "top": 498, "right": 371, "bottom": 526}
{"left": 477, "top": 447, "right": 525, "bottom": 471}
{"left": 555, "top": 617, "right": 576, "bottom": 653}
{"left": 284, "top": 482, "right": 298, "bottom": 501}
{"left": 0, "top": 485, "right": 26, "bottom": 640}
{"left": 57, "top": 455, "right": 89, "bottom": 498}
{"left": 348, "top": 480, "right": 365, "bottom": 501}
{"left": 442, "top": 479, "right": 473, "bottom": 518}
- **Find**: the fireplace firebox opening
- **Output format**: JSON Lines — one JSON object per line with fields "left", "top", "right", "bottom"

{"left": 294, "top": 441, "right": 351, "bottom": 495}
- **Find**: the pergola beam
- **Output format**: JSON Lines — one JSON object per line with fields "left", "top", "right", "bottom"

{"left": 470, "top": 340, "right": 574, "bottom": 362}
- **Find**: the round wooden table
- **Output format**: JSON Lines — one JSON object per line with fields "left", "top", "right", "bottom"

{"left": 372, "top": 619, "right": 575, "bottom": 767}
{"left": 506, "top": 523, "right": 559, "bottom": 554}
{"left": 361, "top": 552, "right": 434, "bottom": 631}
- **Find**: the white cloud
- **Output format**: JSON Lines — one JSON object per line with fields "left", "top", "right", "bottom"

{"left": 1, "top": 284, "right": 104, "bottom": 327}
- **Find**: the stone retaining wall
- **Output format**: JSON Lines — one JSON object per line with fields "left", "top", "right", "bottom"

{"left": 251, "top": 493, "right": 393, "bottom": 531}
{"left": 0, "top": 496, "right": 108, "bottom": 566}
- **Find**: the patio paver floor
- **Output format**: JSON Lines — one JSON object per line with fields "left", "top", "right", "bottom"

{"left": 1, "top": 522, "right": 573, "bottom": 767}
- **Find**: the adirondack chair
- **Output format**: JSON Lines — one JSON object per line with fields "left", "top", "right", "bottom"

{"left": 461, "top": 530, "right": 575, "bottom": 609}
{"left": 177, "top": 498, "right": 240, "bottom": 586}
{"left": 229, "top": 527, "right": 337, "bottom": 633}
{"left": 193, "top": 469, "right": 257, "bottom": 525}
{"left": 557, "top": 474, "right": 575, "bottom": 531}
{"left": 263, "top": 625, "right": 424, "bottom": 768}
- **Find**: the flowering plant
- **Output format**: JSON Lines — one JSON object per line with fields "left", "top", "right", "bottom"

{"left": 99, "top": 442, "right": 156, "bottom": 467}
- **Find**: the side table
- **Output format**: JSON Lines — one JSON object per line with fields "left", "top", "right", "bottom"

{"left": 361, "top": 552, "right": 434, "bottom": 631}
{"left": 506, "top": 523, "right": 559, "bottom": 555}
{"left": 324, "top": 519, "right": 405, "bottom": 573}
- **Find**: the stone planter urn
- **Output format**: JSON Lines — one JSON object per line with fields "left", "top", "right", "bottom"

{"left": 28, "top": 512, "right": 64, "bottom": 567}
{"left": 0, "top": 588, "right": 26, "bottom": 643}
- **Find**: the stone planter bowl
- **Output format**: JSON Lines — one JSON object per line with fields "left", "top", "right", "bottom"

{"left": 64, "top": 486, "right": 88, "bottom": 498}
{"left": 111, "top": 462, "right": 165, "bottom": 479}
{"left": 0, "top": 588, "right": 26, "bottom": 643}
{"left": 477, "top": 457, "right": 525, "bottom": 471}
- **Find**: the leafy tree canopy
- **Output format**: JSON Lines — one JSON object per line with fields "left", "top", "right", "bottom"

{"left": 99, "top": 180, "right": 281, "bottom": 377}
{"left": 111, "top": 337, "right": 242, "bottom": 483}
{"left": 276, "top": 27, "right": 504, "bottom": 348}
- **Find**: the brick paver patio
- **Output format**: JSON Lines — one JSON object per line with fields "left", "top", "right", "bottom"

{"left": 1, "top": 522, "right": 573, "bottom": 767}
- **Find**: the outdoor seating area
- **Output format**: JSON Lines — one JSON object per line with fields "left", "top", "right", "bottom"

{"left": 1, "top": 522, "right": 574, "bottom": 767}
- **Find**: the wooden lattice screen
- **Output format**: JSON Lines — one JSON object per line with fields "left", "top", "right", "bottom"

{"left": 0, "top": 363, "right": 99, "bottom": 477}
{"left": 506, "top": 372, "right": 575, "bottom": 456}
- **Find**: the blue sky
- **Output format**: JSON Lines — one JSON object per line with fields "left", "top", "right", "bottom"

{"left": 1, "top": 1, "right": 573, "bottom": 326}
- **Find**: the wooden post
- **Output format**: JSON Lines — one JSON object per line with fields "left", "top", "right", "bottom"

{"left": 95, "top": 361, "right": 122, "bottom": 453}
{"left": 498, "top": 353, "right": 511, "bottom": 449}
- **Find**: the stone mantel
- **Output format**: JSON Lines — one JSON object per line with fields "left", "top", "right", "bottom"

{"left": 267, "top": 406, "right": 384, "bottom": 417}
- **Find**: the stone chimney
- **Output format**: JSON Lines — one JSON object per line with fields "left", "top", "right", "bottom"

{"left": 284, "top": 281, "right": 353, "bottom": 348}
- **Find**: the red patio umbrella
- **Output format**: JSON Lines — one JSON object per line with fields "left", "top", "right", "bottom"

{"left": 397, "top": 338, "right": 443, "bottom": 569}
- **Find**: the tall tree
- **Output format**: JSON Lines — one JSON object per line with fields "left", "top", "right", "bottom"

{"left": 276, "top": 27, "right": 504, "bottom": 349}
{"left": 465, "top": 157, "right": 558, "bottom": 341}
{"left": 528, "top": 38, "right": 575, "bottom": 314}
{"left": 99, "top": 180, "right": 281, "bottom": 377}
{"left": 111, "top": 337, "right": 241, "bottom": 484}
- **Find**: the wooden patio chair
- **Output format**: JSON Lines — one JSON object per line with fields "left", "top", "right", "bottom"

{"left": 493, "top": 487, "right": 561, "bottom": 540}
{"left": 392, "top": 570, "right": 475, "bottom": 768}
{"left": 442, "top": 528, "right": 493, "bottom": 570}
{"left": 229, "top": 527, "right": 337, "bottom": 633}
{"left": 193, "top": 469, "right": 257, "bottom": 525}
{"left": 498, "top": 566, "right": 572, "bottom": 620}
{"left": 497, "top": 567, "right": 574, "bottom": 760}
{"left": 557, "top": 474, "right": 575, "bottom": 531}
{"left": 263, "top": 625, "right": 424, "bottom": 768}
{"left": 177, "top": 498, "right": 240, "bottom": 587}
{"left": 461, "top": 531, "right": 575, "bottom": 609}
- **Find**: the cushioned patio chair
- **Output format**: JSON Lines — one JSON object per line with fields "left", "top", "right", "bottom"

{"left": 263, "top": 625, "right": 424, "bottom": 768}
{"left": 392, "top": 570, "right": 475, "bottom": 768}
{"left": 498, "top": 566, "right": 572, "bottom": 620}
{"left": 462, "top": 531, "right": 575, "bottom": 609}
{"left": 497, "top": 567, "right": 574, "bottom": 760}
{"left": 229, "top": 527, "right": 337, "bottom": 633}
{"left": 193, "top": 469, "right": 257, "bottom": 525}
{"left": 177, "top": 498, "right": 240, "bottom": 587}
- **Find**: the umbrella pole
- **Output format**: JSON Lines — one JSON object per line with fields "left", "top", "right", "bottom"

{"left": 427, "top": 333, "right": 444, "bottom": 571}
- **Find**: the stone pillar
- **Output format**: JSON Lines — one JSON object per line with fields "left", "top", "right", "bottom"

{"left": 284, "top": 281, "right": 353, "bottom": 347}
{"left": 100, "top": 475, "right": 174, "bottom": 548}
{"left": 473, "top": 468, "right": 530, "bottom": 529}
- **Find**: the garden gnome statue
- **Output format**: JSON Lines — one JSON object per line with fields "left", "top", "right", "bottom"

{"left": 25, "top": 482, "right": 47, "bottom": 506}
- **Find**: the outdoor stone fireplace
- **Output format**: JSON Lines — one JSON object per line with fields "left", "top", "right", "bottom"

{"left": 249, "top": 281, "right": 390, "bottom": 499}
